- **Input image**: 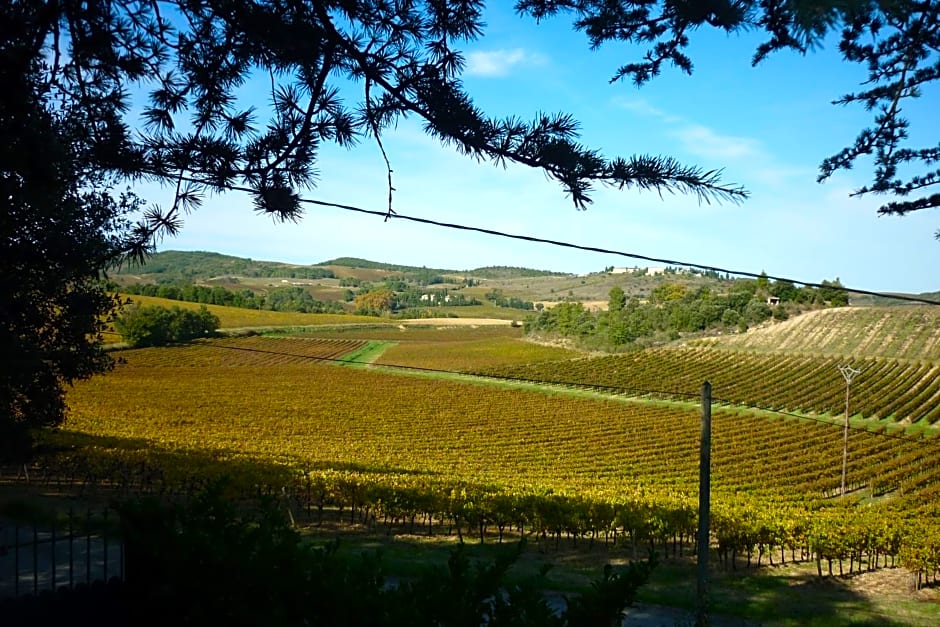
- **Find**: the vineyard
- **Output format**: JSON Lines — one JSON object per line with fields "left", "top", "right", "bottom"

{"left": 41, "top": 333, "right": 940, "bottom": 594}
{"left": 475, "top": 347, "right": 940, "bottom": 426}
{"left": 279, "top": 324, "right": 581, "bottom": 370}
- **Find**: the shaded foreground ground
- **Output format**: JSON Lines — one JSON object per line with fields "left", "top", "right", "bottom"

{"left": 300, "top": 516, "right": 940, "bottom": 627}
{"left": 2, "top": 480, "right": 939, "bottom": 626}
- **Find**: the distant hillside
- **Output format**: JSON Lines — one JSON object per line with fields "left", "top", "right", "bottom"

{"left": 113, "top": 250, "right": 334, "bottom": 282}
{"left": 319, "top": 257, "right": 454, "bottom": 274}
{"left": 849, "top": 290, "right": 940, "bottom": 307}
{"left": 695, "top": 306, "right": 940, "bottom": 361}
{"left": 323, "top": 258, "right": 564, "bottom": 279}
{"left": 467, "top": 266, "right": 569, "bottom": 279}
{"left": 115, "top": 251, "right": 570, "bottom": 284}
{"left": 317, "top": 257, "right": 459, "bottom": 274}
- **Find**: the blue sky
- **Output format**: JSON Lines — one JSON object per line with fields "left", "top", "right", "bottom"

{"left": 144, "top": 4, "right": 940, "bottom": 294}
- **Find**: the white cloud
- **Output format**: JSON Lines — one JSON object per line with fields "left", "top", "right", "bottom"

{"left": 465, "top": 49, "right": 547, "bottom": 77}
{"left": 672, "top": 124, "right": 762, "bottom": 161}
{"left": 612, "top": 100, "right": 807, "bottom": 186}
{"left": 611, "top": 97, "right": 683, "bottom": 124}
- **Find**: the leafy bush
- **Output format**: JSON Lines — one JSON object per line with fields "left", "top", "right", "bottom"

{"left": 115, "top": 305, "right": 219, "bottom": 347}
{"left": 109, "top": 490, "right": 656, "bottom": 627}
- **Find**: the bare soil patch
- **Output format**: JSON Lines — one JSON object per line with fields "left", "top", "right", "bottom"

{"left": 845, "top": 566, "right": 940, "bottom": 604}
{"left": 399, "top": 317, "right": 513, "bottom": 326}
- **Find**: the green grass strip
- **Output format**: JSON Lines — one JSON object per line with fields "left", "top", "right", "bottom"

{"left": 338, "top": 341, "right": 396, "bottom": 365}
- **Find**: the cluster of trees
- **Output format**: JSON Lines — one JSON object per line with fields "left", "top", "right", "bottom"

{"left": 266, "top": 287, "right": 347, "bottom": 314}
{"left": 528, "top": 277, "right": 849, "bottom": 348}
{"left": 351, "top": 285, "right": 482, "bottom": 315}
{"left": 485, "top": 289, "right": 537, "bottom": 311}
{"left": 121, "top": 283, "right": 346, "bottom": 314}
{"left": 353, "top": 288, "right": 397, "bottom": 316}
{"left": 114, "top": 306, "right": 220, "bottom": 348}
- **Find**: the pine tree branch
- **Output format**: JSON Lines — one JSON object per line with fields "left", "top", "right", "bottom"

{"left": 314, "top": 3, "right": 747, "bottom": 207}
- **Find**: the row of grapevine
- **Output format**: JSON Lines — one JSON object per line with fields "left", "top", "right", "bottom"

{"left": 119, "top": 336, "right": 368, "bottom": 368}
{"left": 52, "top": 337, "right": 940, "bottom": 584}
{"left": 475, "top": 347, "right": 940, "bottom": 423}
{"left": 18, "top": 446, "right": 940, "bottom": 583}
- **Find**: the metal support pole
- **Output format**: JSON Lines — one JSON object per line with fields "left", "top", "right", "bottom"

{"left": 696, "top": 381, "right": 712, "bottom": 627}
{"left": 838, "top": 366, "right": 861, "bottom": 497}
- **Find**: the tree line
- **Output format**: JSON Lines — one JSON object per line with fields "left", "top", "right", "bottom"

{"left": 120, "top": 282, "right": 347, "bottom": 315}
{"left": 527, "top": 277, "right": 849, "bottom": 348}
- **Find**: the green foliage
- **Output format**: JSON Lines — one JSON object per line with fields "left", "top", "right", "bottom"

{"left": 756, "top": 271, "right": 770, "bottom": 293}
{"left": 528, "top": 277, "right": 828, "bottom": 348}
{"left": 519, "top": 0, "right": 940, "bottom": 223}
{"left": 770, "top": 279, "right": 799, "bottom": 302}
{"left": 123, "top": 282, "right": 347, "bottom": 314}
{"left": 649, "top": 283, "right": 687, "bottom": 304}
{"left": 485, "top": 288, "right": 536, "bottom": 311}
{"left": 743, "top": 300, "right": 773, "bottom": 325}
{"left": 468, "top": 266, "right": 568, "bottom": 279}
{"left": 819, "top": 279, "right": 850, "bottom": 306}
{"left": 322, "top": 257, "right": 454, "bottom": 275}
{"left": 721, "top": 308, "right": 741, "bottom": 328}
{"left": 1, "top": 20, "right": 136, "bottom": 458}
{"left": 564, "top": 558, "right": 657, "bottom": 627}
{"left": 112, "top": 490, "right": 654, "bottom": 627}
{"left": 115, "top": 305, "right": 219, "bottom": 348}
{"left": 528, "top": 302, "right": 596, "bottom": 338}
{"left": 607, "top": 286, "right": 626, "bottom": 314}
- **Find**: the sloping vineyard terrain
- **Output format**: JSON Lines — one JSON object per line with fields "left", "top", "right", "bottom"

{"left": 51, "top": 335, "right": 940, "bottom": 588}
{"left": 475, "top": 347, "right": 940, "bottom": 424}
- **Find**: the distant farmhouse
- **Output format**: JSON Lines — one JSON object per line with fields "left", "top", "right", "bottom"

{"left": 610, "top": 267, "right": 667, "bottom": 276}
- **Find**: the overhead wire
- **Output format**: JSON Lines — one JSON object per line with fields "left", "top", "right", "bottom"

{"left": 298, "top": 197, "right": 940, "bottom": 306}
{"left": 163, "top": 179, "right": 940, "bottom": 306}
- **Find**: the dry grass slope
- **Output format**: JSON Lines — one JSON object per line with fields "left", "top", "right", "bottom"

{"left": 699, "top": 306, "right": 940, "bottom": 362}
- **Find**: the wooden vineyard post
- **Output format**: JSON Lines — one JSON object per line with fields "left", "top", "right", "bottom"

{"left": 697, "top": 381, "right": 712, "bottom": 627}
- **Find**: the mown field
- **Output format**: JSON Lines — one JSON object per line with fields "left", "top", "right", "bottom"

{"left": 45, "top": 304, "right": 940, "bottom": 624}
{"left": 100, "top": 294, "right": 388, "bottom": 342}
{"left": 123, "top": 294, "right": 385, "bottom": 328}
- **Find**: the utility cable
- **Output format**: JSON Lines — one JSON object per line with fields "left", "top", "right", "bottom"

{"left": 295, "top": 196, "right": 940, "bottom": 306}
{"left": 154, "top": 178, "right": 940, "bottom": 306}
